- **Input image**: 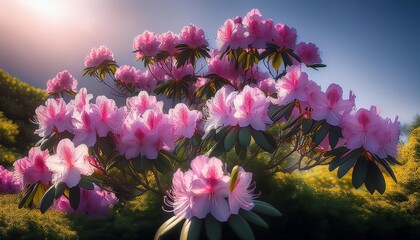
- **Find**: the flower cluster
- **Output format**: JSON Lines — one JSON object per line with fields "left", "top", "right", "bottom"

{"left": 84, "top": 45, "right": 115, "bottom": 68}
{"left": 13, "top": 146, "right": 52, "bottom": 186}
{"left": 54, "top": 184, "right": 117, "bottom": 216}
{"left": 205, "top": 85, "right": 271, "bottom": 133}
{"left": 341, "top": 106, "right": 400, "bottom": 158}
{"left": 217, "top": 9, "right": 297, "bottom": 51}
{"left": 116, "top": 91, "right": 201, "bottom": 159}
{"left": 164, "top": 155, "right": 256, "bottom": 222}
{"left": 133, "top": 24, "right": 208, "bottom": 59}
{"left": 46, "top": 70, "right": 78, "bottom": 95}
{"left": 0, "top": 165, "right": 22, "bottom": 194}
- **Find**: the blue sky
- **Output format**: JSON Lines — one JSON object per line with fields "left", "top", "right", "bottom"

{"left": 0, "top": 0, "right": 419, "bottom": 126}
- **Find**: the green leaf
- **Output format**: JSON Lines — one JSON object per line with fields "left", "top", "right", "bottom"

{"left": 239, "top": 127, "right": 251, "bottom": 148}
{"left": 208, "top": 141, "right": 225, "bottom": 157}
{"left": 250, "top": 128, "right": 275, "bottom": 153}
{"left": 386, "top": 155, "right": 402, "bottom": 165}
{"left": 302, "top": 118, "right": 313, "bottom": 134}
{"left": 328, "top": 126, "right": 342, "bottom": 149}
{"left": 19, "top": 183, "right": 38, "bottom": 208}
{"left": 252, "top": 200, "right": 283, "bottom": 217}
{"left": 225, "top": 126, "right": 239, "bottom": 152}
{"left": 239, "top": 209, "right": 269, "bottom": 228}
{"left": 282, "top": 114, "right": 301, "bottom": 130}
{"left": 308, "top": 63, "right": 327, "bottom": 69}
{"left": 69, "top": 185, "right": 80, "bottom": 211}
{"left": 55, "top": 182, "right": 67, "bottom": 199}
{"left": 313, "top": 122, "right": 331, "bottom": 146}
{"left": 228, "top": 215, "right": 255, "bottom": 240}
{"left": 324, "top": 146, "right": 348, "bottom": 158}
{"left": 132, "top": 155, "right": 150, "bottom": 173}
{"left": 329, "top": 154, "right": 343, "bottom": 171}
{"left": 155, "top": 153, "right": 173, "bottom": 174}
{"left": 364, "top": 168, "right": 376, "bottom": 195}
{"left": 337, "top": 149, "right": 361, "bottom": 178}
{"left": 154, "top": 216, "right": 185, "bottom": 240}
{"left": 377, "top": 156, "right": 398, "bottom": 183}
{"left": 79, "top": 176, "right": 94, "bottom": 190}
{"left": 205, "top": 215, "right": 222, "bottom": 240}
{"left": 40, "top": 185, "right": 56, "bottom": 213}
{"left": 230, "top": 166, "right": 240, "bottom": 191}
{"left": 369, "top": 161, "right": 386, "bottom": 194}
{"left": 214, "top": 126, "right": 232, "bottom": 142}
{"left": 352, "top": 156, "right": 368, "bottom": 188}
{"left": 286, "top": 49, "right": 301, "bottom": 63}
{"left": 280, "top": 51, "right": 293, "bottom": 67}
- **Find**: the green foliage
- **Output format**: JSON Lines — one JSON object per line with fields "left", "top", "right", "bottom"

{"left": 0, "top": 194, "right": 77, "bottom": 239}
{"left": 402, "top": 114, "right": 420, "bottom": 135}
{"left": 0, "top": 69, "right": 47, "bottom": 165}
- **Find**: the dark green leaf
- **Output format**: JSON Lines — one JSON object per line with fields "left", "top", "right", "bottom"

{"left": 69, "top": 185, "right": 80, "bottom": 211}
{"left": 386, "top": 155, "right": 402, "bottom": 165}
{"left": 313, "top": 122, "right": 331, "bottom": 146}
{"left": 301, "top": 118, "right": 313, "bottom": 134}
{"left": 208, "top": 141, "right": 225, "bottom": 157}
{"left": 308, "top": 63, "right": 327, "bottom": 68}
{"left": 282, "top": 114, "right": 301, "bottom": 130}
{"left": 377, "top": 156, "right": 398, "bottom": 183}
{"left": 155, "top": 153, "right": 173, "bottom": 174}
{"left": 369, "top": 161, "right": 386, "bottom": 194}
{"left": 328, "top": 126, "right": 342, "bottom": 149}
{"left": 352, "top": 156, "right": 368, "bottom": 188}
{"left": 184, "top": 217, "right": 201, "bottom": 240}
{"left": 286, "top": 49, "right": 301, "bottom": 63}
{"left": 239, "top": 127, "right": 251, "bottom": 148}
{"left": 239, "top": 209, "right": 269, "bottom": 228}
{"left": 40, "top": 185, "right": 56, "bottom": 213}
{"left": 280, "top": 51, "right": 293, "bottom": 67}
{"left": 225, "top": 126, "right": 239, "bottom": 152}
{"left": 228, "top": 215, "right": 255, "bottom": 240}
{"left": 214, "top": 126, "right": 232, "bottom": 142}
{"left": 251, "top": 128, "right": 276, "bottom": 153}
{"left": 79, "top": 176, "right": 94, "bottom": 190}
{"left": 252, "top": 200, "right": 283, "bottom": 217}
{"left": 19, "top": 183, "right": 38, "bottom": 208}
{"left": 55, "top": 182, "right": 67, "bottom": 199}
{"left": 337, "top": 149, "right": 361, "bottom": 178}
{"left": 205, "top": 215, "right": 222, "bottom": 240}
{"left": 324, "top": 146, "right": 348, "bottom": 158}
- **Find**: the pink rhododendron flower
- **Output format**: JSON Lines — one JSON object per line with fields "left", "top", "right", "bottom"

{"left": 233, "top": 85, "right": 272, "bottom": 130}
{"left": 133, "top": 30, "right": 161, "bottom": 58}
{"left": 135, "top": 70, "right": 157, "bottom": 91}
{"left": 340, "top": 107, "right": 383, "bottom": 154}
{"left": 169, "top": 103, "right": 202, "bottom": 138}
{"left": 94, "top": 96, "right": 126, "bottom": 137}
{"left": 311, "top": 84, "right": 356, "bottom": 126}
{"left": 72, "top": 104, "right": 100, "bottom": 147}
{"left": 0, "top": 165, "right": 22, "bottom": 193}
{"left": 257, "top": 78, "right": 277, "bottom": 96}
{"left": 243, "top": 9, "right": 274, "bottom": 49}
{"left": 217, "top": 18, "right": 248, "bottom": 51}
{"left": 295, "top": 42, "right": 322, "bottom": 66}
{"left": 273, "top": 66, "right": 311, "bottom": 105}
{"left": 84, "top": 45, "right": 114, "bottom": 68}
{"left": 189, "top": 155, "right": 230, "bottom": 222}
{"left": 164, "top": 169, "right": 194, "bottom": 219}
{"left": 228, "top": 166, "right": 256, "bottom": 214}
{"left": 179, "top": 24, "right": 208, "bottom": 48}
{"left": 13, "top": 147, "right": 52, "bottom": 185}
{"left": 115, "top": 65, "right": 141, "bottom": 85}
{"left": 168, "top": 64, "right": 194, "bottom": 81}
{"left": 70, "top": 88, "right": 93, "bottom": 112}
{"left": 272, "top": 23, "right": 297, "bottom": 50}
{"left": 46, "top": 70, "right": 78, "bottom": 94}
{"left": 54, "top": 184, "right": 117, "bottom": 216}
{"left": 375, "top": 116, "right": 400, "bottom": 158}
{"left": 159, "top": 31, "right": 180, "bottom": 56}
{"left": 46, "top": 138, "right": 94, "bottom": 188}
{"left": 118, "top": 114, "right": 159, "bottom": 159}
{"left": 204, "top": 86, "right": 238, "bottom": 134}
{"left": 126, "top": 91, "right": 163, "bottom": 115}
{"left": 34, "top": 98, "right": 74, "bottom": 137}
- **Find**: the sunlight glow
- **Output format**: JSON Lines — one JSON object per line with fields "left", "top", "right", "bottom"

{"left": 18, "top": 0, "right": 65, "bottom": 21}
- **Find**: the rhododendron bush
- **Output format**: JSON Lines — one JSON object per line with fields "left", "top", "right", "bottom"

{"left": 9, "top": 9, "right": 401, "bottom": 240}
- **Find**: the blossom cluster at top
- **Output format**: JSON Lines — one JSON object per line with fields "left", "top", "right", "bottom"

{"left": 164, "top": 155, "right": 256, "bottom": 222}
